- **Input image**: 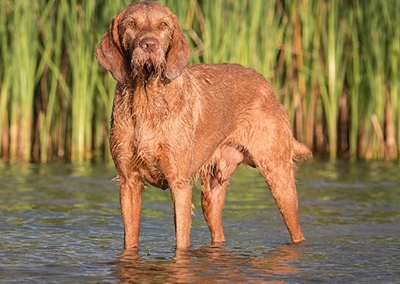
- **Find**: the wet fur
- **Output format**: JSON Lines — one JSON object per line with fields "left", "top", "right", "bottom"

{"left": 96, "top": 1, "right": 311, "bottom": 249}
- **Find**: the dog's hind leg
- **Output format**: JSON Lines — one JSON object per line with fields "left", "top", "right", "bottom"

{"left": 249, "top": 128, "right": 305, "bottom": 244}
{"left": 259, "top": 158, "right": 305, "bottom": 243}
{"left": 201, "top": 145, "right": 243, "bottom": 244}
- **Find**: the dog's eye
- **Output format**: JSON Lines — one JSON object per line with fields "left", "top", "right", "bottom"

{"left": 128, "top": 21, "right": 136, "bottom": 28}
{"left": 159, "top": 22, "right": 168, "bottom": 28}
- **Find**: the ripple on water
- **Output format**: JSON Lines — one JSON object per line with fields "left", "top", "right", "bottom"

{"left": 0, "top": 161, "right": 399, "bottom": 283}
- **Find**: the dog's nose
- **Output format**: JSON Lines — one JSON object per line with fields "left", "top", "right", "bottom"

{"left": 139, "top": 38, "right": 159, "bottom": 52}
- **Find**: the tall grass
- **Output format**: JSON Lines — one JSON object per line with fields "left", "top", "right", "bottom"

{"left": 0, "top": 0, "right": 399, "bottom": 163}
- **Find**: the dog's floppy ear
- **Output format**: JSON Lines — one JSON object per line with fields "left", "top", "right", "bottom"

{"left": 165, "top": 13, "right": 190, "bottom": 81}
{"left": 96, "top": 15, "right": 128, "bottom": 84}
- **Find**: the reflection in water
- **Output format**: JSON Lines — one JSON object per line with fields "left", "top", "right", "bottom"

{"left": 116, "top": 244, "right": 300, "bottom": 283}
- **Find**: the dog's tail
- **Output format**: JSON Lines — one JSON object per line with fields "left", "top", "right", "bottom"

{"left": 293, "top": 139, "right": 312, "bottom": 160}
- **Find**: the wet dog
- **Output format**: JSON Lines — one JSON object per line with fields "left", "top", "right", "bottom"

{"left": 96, "top": 1, "right": 311, "bottom": 249}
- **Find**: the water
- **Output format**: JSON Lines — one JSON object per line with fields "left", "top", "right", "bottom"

{"left": 0, "top": 160, "right": 399, "bottom": 283}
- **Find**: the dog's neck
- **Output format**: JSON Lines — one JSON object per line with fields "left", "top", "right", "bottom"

{"left": 121, "top": 77, "right": 175, "bottom": 125}
{"left": 115, "top": 73, "right": 197, "bottom": 130}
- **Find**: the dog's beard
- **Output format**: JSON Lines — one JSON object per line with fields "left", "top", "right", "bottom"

{"left": 131, "top": 50, "right": 166, "bottom": 81}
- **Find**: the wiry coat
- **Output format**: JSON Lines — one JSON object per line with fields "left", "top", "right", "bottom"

{"left": 96, "top": 1, "right": 311, "bottom": 249}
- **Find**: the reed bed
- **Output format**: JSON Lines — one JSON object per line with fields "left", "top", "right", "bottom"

{"left": 0, "top": 0, "right": 399, "bottom": 163}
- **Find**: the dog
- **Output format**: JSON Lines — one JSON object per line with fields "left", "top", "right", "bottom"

{"left": 96, "top": 1, "right": 311, "bottom": 249}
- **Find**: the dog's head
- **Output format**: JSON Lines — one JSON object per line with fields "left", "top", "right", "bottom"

{"left": 96, "top": 2, "right": 190, "bottom": 84}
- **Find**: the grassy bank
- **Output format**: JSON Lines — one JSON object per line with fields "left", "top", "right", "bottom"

{"left": 0, "top": 0, "right": 399, "bottom": 163}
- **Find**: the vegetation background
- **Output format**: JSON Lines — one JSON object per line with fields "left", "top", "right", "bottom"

{"left": 0, "top": 0, "right": 399, "bottom": 163}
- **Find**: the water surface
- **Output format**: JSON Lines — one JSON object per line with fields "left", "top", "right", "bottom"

{"left": 0, "top": 160, "right": 399, "bottom": 283}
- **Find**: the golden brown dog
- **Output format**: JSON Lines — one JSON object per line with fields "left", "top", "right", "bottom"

{"left": 96, "top": 1, "right": 311, "bottom": 249}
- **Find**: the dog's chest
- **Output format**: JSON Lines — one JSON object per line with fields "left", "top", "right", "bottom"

{"left": 133, "top": 121, "right": 169, "bottom": 187}
{"left": 116, "top": 85, "right": 196, "bottom": 187}
{"left": 132, "top": 111, "right": 195, "bottom": 188}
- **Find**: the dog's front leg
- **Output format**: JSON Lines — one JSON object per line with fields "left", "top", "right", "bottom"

{"left": 169, "top": 180, "right": 192, "bottom": 249}
{"left": 119, "top": 173, "right": 145, "bottom": 249}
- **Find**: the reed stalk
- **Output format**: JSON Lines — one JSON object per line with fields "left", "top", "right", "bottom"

{"left": 0, "top": 1, "right": 10, "bottom": 159}
{"left": 35, "top": 0, "right": 67, "bottom": 162}
{"left": 9, "top": 0, "right": 40, "bottom": 160}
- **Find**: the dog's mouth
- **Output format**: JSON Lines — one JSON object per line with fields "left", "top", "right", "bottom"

{"left": 131, "top": 52, "right": 165, "bottom": 80}
{"left": 129, "top": 39, "right": 169, "bottom": 81}
{"left": 143, "top": 59, "right": 156, "bottom": 76}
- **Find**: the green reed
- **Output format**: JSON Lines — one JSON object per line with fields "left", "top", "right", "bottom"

{"left": 1, "top": 0, "right": 38, "bottom": 160}
{"left": 0, "top": 0, "right": 399, "bottom": 162}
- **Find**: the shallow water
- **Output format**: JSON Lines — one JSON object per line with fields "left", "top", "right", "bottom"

{"left": 0, "top": 160, "right": 399, "bottom": 283}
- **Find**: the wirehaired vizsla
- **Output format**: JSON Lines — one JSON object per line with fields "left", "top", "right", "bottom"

{"left": 96, "top": 1, "right": 311, "bottom": 249}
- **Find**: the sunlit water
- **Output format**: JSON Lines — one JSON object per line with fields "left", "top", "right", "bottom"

{"left": 0, "top": 160, "right": 399, "bottom": 283}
